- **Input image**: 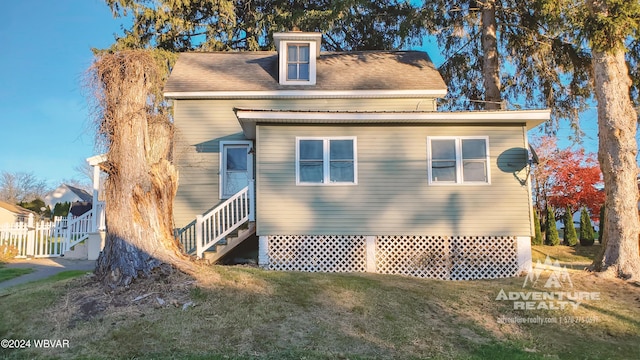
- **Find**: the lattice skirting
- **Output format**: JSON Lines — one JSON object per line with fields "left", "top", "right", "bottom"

{"left": 267, "top": 235, "right": 367, "bottom": 272}
{"left": 265, "top": 235, "right": 520, "bottom": 280}
{"left": 376, "top": 235, "right": 519, "bottom": 280}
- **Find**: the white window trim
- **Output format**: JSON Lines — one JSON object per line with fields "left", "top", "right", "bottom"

{"left": 279, "top": 41, "right": 317, "bottom": 85}
{"left": 427, "top": 136, "right": 491, "bottom": 185}
{"left": 296, "top": 136, "right": 358, "bottom": 186}
{"left": 219, "top": 140, "right": 254, "bottom": 199}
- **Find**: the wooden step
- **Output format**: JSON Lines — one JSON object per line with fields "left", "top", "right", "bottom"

{"left": 202, "top": 222, "right": 256, "bottom": 263}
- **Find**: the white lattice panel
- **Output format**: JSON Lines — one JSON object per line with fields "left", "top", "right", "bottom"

{"left": 267, "top": 235, "right": 367, "bottom": 272}
{"left": 376, "top": 235, "right": 518, "bottom": 280}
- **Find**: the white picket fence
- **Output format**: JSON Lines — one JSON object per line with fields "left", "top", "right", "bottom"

{"left": 0, "top": 211, "right": 96, "bottom": 258}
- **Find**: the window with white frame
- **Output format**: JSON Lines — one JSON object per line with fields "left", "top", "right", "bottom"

{"left": 297, "top": 137, "right": 357, "bottom": 185}
{"left": 287, "top": 44, "right": 310, "bottom": 81}
{"left": 427, "top": 137, "right": 490, "bottom": 184}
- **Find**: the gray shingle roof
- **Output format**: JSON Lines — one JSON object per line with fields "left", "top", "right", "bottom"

{"left": 164, "top": 51, "right": 447, "bottom": 94}
{"left": 65, "top": 185, "right": 92, "bottom": 203}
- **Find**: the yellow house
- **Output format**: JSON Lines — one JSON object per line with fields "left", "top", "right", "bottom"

{"left": 0, "top": 201, "right": 33, "bottom": 224}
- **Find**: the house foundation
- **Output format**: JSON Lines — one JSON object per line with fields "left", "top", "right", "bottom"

{"left": 259, "top": 234, "right": 529, "bottom": 280}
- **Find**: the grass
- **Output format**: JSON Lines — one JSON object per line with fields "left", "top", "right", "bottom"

{"left": 0, "top": 246, "right": 638, "bottom": 359}
{"left": 532, "top": 243, "right": 601, "bottom": 269}
{"left": 0, "top": 259, "right": 34, "bottom": 283}
{"left": 0, "top": 267, "right": 33, "bottom": 283}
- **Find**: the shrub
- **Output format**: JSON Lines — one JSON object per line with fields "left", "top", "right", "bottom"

{"left": 563, "top": 207, "right": 578, "bottom": 246}
{"left": 0, "top": 244, "right": 19, "bottom": 263}
{"left": 580, "top": 207, "right": 595, "bottom": 246}
{"left": 532, "top": 209, "right": 543, "bottom": 245}
{"left": 545, "top": 206, "right": 560, "bottom": 246}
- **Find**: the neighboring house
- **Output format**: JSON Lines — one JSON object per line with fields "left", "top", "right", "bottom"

{"left": 0, "top": 201, "right": 33, "bottom": 224}
{"left": 165, "top": 31, "right": 550, "bottom": 280}
{"left": 44, "top": 184, "right": 92, "bottom": 211}
{"left": 69, "top": 202, "right": 93, "bottom": 217}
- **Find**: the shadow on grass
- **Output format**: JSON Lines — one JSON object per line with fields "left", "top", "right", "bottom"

{"left": 579, "top": 300, "right": 640, "bottom": 330}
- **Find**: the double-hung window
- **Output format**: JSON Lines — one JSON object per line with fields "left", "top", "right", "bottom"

{"left": 287, "top": 44, "right": 310, "bottom": 81}
{"left": 427, "top": 136, "right": 490, "bottom": 184}
{"left": 297, "top": 137, "right": 357, "bottom": 185}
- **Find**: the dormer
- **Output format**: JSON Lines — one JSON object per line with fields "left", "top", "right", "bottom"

{"left": 273, "top": 32, "right": 322, "bottom": 86}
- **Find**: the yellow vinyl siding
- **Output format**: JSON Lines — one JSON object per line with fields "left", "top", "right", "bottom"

{"left": 256, "top": 124, "right": 532, "bottom": 237}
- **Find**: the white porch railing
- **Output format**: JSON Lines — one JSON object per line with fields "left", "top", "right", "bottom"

{"left": 177, "top": 180, "right": 254, "bottom": 258}
{"left": 64, "top": 210, "right": 94, "bottom": 250}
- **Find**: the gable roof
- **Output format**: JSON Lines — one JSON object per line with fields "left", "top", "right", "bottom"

{"left": 45, "top": 184, "right": 93, "bottom": 207}
{"left": 164, "top": 51, "right": 447, "bottom": 98}
{"left": 0, "top": 201, "right": 33, "bottom": 216}
{"left": 65, "top": 185, "right": 92, "bottom": 202}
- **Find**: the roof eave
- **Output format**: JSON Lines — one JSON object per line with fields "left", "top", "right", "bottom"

{"left": 235, "top": 109, "right": 550, "bottom": 139}
{"left": 164, "top": 89, "right": 448, "bottom": 100}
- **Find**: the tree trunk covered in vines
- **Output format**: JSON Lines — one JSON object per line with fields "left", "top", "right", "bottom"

{"left": 590, "top": 43, "right": 640, "bottom": 280}
{"left": 91, "top": 51, "right": 196, "bottom": 288}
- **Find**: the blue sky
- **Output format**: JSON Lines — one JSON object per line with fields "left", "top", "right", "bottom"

{"left": 0, "top": 1, "right": 603, "bottom": 191}
{"left": 0, "top": 0, "right": 128, "bottom": 188}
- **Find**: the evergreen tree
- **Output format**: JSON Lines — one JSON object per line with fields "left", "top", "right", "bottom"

{"left": 422, "top": 1, "right": 591, "bottom": 118}
{"left": 52, "top": 202, "right": 70, "bottom": 218}
{"left": 105, "top": 0, "right": 424, "bottom": 52}
{"left": 545, "top": 206, "right": 560, "bottom": 246}
{"left": 563, "top": 206, "right": 578, "bottom": 246}
{"left": 580, "top": 207, "right": 595, "bottom": 246}
{"left": 538, "top": 0, "right": 640, "bottom": 279}
{"left": 18, "top": 198, "right": 46, "bottom": 215}
{"left": 532, "top": 208, "right": 543, "bottom": 245}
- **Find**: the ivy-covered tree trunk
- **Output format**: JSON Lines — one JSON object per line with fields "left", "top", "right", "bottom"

{"left": 91, "top": 51, "right": 196, "bottom": 288}
{"left": 588, "top": 0, "right": 640, "bottom": 279}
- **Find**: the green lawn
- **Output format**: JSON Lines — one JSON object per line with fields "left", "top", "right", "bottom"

{"left": 0, "top": 266, "right": 33, "bottom": 283}
{"left": 0, "top": 246, "right": 638, "bottom": 359}
{"left": 0, "top": 260, "right": 34, "bottom": 283}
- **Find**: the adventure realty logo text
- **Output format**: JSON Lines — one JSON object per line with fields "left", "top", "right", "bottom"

{"left": 496, "top": 256, "right": 600, "bottom": 310}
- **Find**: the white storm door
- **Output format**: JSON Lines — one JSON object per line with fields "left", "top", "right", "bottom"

{"left": 220, "top": 142, "right": 253, "bottom": 199}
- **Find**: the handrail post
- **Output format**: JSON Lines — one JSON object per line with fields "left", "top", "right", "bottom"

{"left": 65, "top": 212, "right": 73, "bottom": 254}
{"left": 249, "top": 180, "right": 255, "bottom": 222}
{"left": 195, "top": 215, "right": 203, "bottom": 258}
{"left": 91, "top": 160, "right": 101, "bottom": 232}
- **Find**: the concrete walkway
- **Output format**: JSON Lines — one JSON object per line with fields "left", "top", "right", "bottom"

{"left": 0, "top": 258, "right": 95, "bottom": 292}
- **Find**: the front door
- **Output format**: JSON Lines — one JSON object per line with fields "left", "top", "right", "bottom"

{"left": 221, "top": 142, "right": 253, "bottom": 199}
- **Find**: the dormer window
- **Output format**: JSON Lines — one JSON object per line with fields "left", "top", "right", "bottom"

{"left": 274, "top": 32, "right": 321, "bottom": 86}
{"left": 287, "top": 44, "right": 310, "bottom": 81}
